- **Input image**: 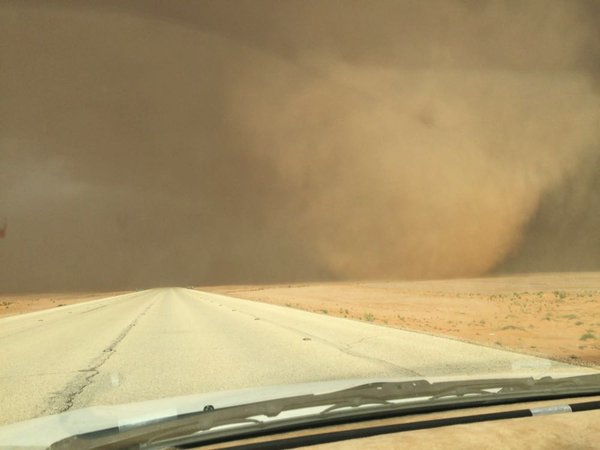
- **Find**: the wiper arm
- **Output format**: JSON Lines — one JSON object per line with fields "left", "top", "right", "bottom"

{"left": 320, "top": 374, "right": 600, "bottom": 414}
{"left": 51, "top": 373, "right": 600, "bottom": 450}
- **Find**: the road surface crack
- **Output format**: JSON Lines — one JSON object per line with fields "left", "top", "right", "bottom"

{"left": 42, "top": 301, "right": 155, "bottom": 415}
{"left": 246, "top": 315, "right": 422, "bottom": 377}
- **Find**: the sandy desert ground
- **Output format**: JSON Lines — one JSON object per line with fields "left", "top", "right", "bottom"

{"left": 0, "top": 291, "right": 129, "bottom": 318}
{"left": 203, "top": 272, "right": 600, "bottom": 367}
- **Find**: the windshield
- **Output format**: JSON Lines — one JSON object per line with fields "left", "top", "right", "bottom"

{"left": 1, "top": 0, "right": 599, "bottom": 439}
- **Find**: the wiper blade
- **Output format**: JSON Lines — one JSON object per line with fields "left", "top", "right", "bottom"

{"left": 314, "top": 374, "right": 600, "bottom": 414}
{"left": 51, "top": 373, "right": 600, "bottom": 450}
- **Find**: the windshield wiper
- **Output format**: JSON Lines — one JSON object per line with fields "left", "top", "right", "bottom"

{"left": 51, "top": 373, "right": 600, "bottom": 450}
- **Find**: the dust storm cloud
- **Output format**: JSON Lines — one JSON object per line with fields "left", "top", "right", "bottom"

{"left": 1, "top": 0, "right": 599, "bottom": 292}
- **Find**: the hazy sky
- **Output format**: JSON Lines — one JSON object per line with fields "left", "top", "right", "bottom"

{"left": 1, "top": 0, "right": 599, "bottom": 292}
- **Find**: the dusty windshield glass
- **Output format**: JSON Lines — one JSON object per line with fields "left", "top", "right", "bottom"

{"left": 1, "top": 0, "right": 599, "bottom": 433}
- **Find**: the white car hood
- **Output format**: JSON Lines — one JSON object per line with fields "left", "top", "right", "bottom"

{"left": 0, "top": 371, "right": 594, "bottom": 449}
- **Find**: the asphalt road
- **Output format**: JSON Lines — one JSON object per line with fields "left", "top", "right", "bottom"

{"left": 0, "top": 288, "right": 590, "bottom": 426}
